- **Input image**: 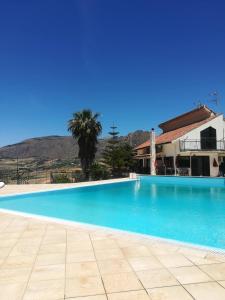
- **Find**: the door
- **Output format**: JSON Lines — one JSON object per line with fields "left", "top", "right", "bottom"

{"left": 191, "top": 156, "right": 210, "bottom": 176}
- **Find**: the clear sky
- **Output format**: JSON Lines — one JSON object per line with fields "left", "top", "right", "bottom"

{"left": 0, "top": 0, "right": 225, "bottom": 146}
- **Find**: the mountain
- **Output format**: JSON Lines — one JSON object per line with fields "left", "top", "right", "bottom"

{"left": 0, "top": 130, "right": 149, "bottom": 160}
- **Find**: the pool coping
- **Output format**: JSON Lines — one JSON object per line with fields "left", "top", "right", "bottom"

{"left": 1, "top": 206, "right": 225, "bottom": 257}
{"left": 1, "top": 176, "right": 225, "bottom": 257}
{"left": 0, "top": 177, "right": 136, "bottom": 198}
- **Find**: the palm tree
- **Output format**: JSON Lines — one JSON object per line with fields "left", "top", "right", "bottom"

{"left": 68, "top": 109, "right": 102, "bottom": 179}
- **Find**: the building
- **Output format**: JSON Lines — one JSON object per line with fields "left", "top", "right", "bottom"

{"left": 134, "top": 105, "right": 225, "bottom": 177}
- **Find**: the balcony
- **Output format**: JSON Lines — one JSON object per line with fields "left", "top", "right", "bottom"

{"left": 135, "top": 145, "right": 163, "bottom": 158}
{"left": 179, "top": 138, "right": 225, "bottom": 152}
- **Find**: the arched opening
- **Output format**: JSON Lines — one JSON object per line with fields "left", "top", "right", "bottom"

{"left": 200, "top": 127, "right": 217, "bottom": 150}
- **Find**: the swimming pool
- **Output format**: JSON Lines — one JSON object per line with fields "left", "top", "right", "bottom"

{"left": 1, "top": 176, "right": 225, "bottom": 250}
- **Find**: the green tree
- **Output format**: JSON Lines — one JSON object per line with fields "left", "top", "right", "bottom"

{"left": 103, "top": 124, "right": 120, "bottom": 175}
{"left": 112, "top": 143, "right": 135, "bottom": 176}
{"left": 68, "top": 109, "right": 102, "bottom": 179}
{"left": 103, "top": 125, "right": 135, "bottom": 176}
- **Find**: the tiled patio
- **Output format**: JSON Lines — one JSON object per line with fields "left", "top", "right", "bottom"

{"left": 1, "top": 183, "right": 225, "bottom": 299}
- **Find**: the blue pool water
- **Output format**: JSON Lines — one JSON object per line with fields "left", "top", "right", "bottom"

{"left": 1, "top": 176, "right": 225, "bottom": 250}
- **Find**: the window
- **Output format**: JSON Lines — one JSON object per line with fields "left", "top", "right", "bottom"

{"left": 200, "top": 127, "right": 217, "bottom": 150}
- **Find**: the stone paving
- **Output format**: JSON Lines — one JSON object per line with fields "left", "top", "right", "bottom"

{"left": 0, "top": 212, "right": 225, "bottom": 299}
{"left": 1, "top": 182, "right": 225, "bottom": 299}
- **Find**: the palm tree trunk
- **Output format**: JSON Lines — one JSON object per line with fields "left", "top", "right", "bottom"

{"left": 81, "top": 159, "right": 90, "bottom": 180}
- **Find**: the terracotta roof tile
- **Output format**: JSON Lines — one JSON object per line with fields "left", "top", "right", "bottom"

{"left": 135, "top": 115, "right": 217, "bottom": 150}
{"left": 159, "top": 105, "right": 215, "bottom": 133}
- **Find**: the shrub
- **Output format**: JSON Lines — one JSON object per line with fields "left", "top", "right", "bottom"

{"left": 90, "top": 163, "right": 109, "bottom": 181}
{"left": 71, "top": 170, "right": 84, "bottom": 182}
{"left": 52, "top": 174, "right": 71, "bottom": 183}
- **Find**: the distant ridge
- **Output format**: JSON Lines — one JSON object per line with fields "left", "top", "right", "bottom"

{"left": 0, "top": 130, "right": 149, "bottom": 160}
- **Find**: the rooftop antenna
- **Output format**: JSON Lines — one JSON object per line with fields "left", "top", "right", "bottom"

{"left": 208, "top": 91, "right": 220, "bottom": 106}
{"left": 193, "top": 100, "right": 202, "bottom": 108}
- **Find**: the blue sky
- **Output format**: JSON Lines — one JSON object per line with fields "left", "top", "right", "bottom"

{"left": 0, "top": 0, "right": 225, "bottom": 146}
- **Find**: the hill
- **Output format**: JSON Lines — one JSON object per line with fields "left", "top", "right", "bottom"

{"left": 0, "top": 130, "right": 149, "bottom": 160}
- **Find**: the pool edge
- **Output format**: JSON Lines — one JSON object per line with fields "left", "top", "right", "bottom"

{"left": 0, "top": 177, "right": 137, "bottom": 198}
{"left": 1, "top": 206, "right": 225, "bottom": 257}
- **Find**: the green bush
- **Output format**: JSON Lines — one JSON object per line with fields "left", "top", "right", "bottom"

{"left": 90, "top": 163, "right": 109, "bottom": 181}
{"left": 52, "top": 174, "right": 71, "bottom": 183}
{"left": 71, "top": 170, "right": 84, "bottom": 182}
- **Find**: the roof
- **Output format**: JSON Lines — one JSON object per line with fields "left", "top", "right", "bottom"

{"left": 135, "top": 115, "right": 217, "bottom": 150}
{"left": 159, "top": 105, "right": 216, "bottom": 133}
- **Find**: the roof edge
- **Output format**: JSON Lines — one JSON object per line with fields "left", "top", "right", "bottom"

{"left": 172, "top": 114, "right": 221, "bottom": 142}
{"left": 158, "top": 105, "right": 216, "bottom": 129}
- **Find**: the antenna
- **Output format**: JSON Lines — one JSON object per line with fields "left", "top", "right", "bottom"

{"left": 193, "top": 100, "right": 202, "bottom": 108}
{"left": 208, "top": 91, "right": 220, "bottom": 106}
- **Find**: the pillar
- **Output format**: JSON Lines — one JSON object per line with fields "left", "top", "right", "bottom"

{"left": 150, "top": 128, "right": 156, "bottom": 175}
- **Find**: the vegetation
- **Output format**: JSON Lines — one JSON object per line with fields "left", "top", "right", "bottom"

{"left": 110, "top": 143, "right": 135, "bottom": 176}
{"left": 68, "top": 109, "right": 102, "bottom": 179}
{"left": 103, "top": 125, "right": 135, "bottom": 177}
{"left": 103, "top": 124, "right": 120, "bottom": 175}
{"left": 71, "top": 170, "right": 84, "bottom": 182}
{"left": 90, "top": 162, "right": 109, "bottom": 180}
{"left": 51, "top": 174, "right": 71, "bottom": 183}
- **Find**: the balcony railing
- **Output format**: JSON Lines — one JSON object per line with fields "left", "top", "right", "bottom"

{"left": 180, "top": 138, "right": 225, "bottom": 151}
{"left": 136, "top": 145, "right": 163, "bottom": 157}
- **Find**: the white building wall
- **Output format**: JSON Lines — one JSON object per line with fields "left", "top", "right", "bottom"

{"left": 209, "top": 154, "right": 219, "bottom": 177}
{"left": 160, "top": 115, "right": 225, "bottom": 177}
{"left": 162, "top": 143, "right": 176, "bottom": 156}
{"left": 179, "top": 115, "right": 225, "bottom": 142}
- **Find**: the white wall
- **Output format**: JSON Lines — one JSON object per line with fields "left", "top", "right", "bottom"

{"left": 162, "top": 143, "right": 177, "bottom": 156}
{"left": 161, "top": 115, "right": 225, "bottom": 177}
{"left": 179, "top": 114, "right": 225, "bottom": 142}
{"left": 209, "top": 153, "right": 219, "bottom": 177}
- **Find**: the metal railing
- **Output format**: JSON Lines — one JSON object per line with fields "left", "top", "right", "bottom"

{"left": 180, "top": 139, "right": 225, "bottom": 151}
{"left": 0, "top": 170, "right": 83, "bottom": 184}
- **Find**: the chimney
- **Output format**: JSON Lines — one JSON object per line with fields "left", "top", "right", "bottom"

{"left": 150, "top": 128, "right": 156, "bottom": 175}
